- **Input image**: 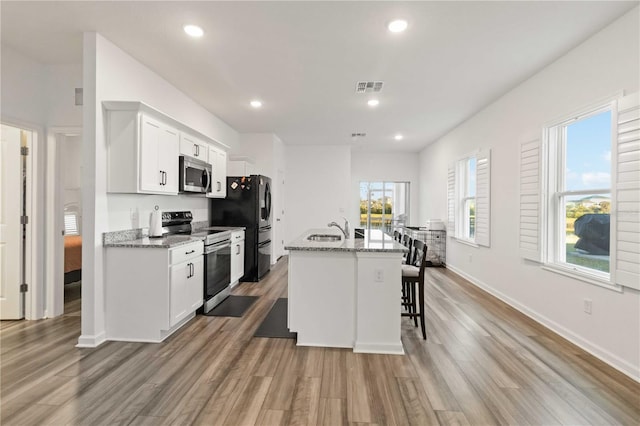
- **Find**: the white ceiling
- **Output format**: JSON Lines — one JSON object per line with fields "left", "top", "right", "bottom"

{"left": 1, "top": 1, "right": 637, "bottom": 152}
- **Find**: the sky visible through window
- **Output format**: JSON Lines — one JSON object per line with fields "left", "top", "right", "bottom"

{"left": 566, "top": 110, "right": 612, "bottom": 191}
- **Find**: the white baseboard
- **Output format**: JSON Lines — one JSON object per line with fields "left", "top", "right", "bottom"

{"left": 354, "top": 342, "right": 405, "bottom": 355}
{"left": 446, "top": 264, "right": 640, "bottom": 383}
{"left": 76, "top": 331, "right": 107, "bottom": 348}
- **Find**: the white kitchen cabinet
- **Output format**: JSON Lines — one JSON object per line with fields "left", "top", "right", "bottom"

{"left": 107, "top": 110, "right": 179, "bottom": 195}
{"left": 207, "top": 146, "right": 227, "bottom": 198}
{"left": 227, "top": 159, "right": 256, "bottom": 176}
{"left": 170, "top": 253, "right": 204, "bottom": 326}
{"left": 179, "top": 133, "right": 209, "bottom": 163}
{"left": 105, "top": 241, "right": 204, "bottom": 342}
{"left": 230, "top": 230, "right": 245, "bottom": 286}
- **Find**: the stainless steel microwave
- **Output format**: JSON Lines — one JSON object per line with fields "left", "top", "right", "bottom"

{"left": 179, "top": 156, "right": 211, "bottom": 193}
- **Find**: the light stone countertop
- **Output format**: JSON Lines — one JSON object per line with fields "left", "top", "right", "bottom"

{"left": 285, "top": 228, "right": 408, "bottom": 253}
{"left": 104, "top": 234, "right": 205, "bottom": 249}
{"left": 103, "top": 225, "right": 245, "bottom": 249}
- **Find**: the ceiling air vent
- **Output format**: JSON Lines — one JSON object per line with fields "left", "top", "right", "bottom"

{"left": 351, "top": 132, "right": 367, "bottom": 138}
{"left": 355, "top": 81, "right": 383, "bottom": 93}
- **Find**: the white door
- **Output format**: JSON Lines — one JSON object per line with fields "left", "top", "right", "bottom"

{"left": 276, "top": 169, "right": 285, "bottom": 259}
{"left": 0, "top": 125, "right": 25, "bottom": 319}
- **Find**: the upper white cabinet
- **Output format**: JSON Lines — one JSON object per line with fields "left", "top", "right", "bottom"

{"left": 227, "top": 158, "right": 256, "bottom": 176}
{"left": 104, "top": 101, "right": 230, "bottom": 196}
{"left": 107, "top": 111, "right": 179, "bottom": 195}
{"left": 207, "top": 145, "right": 227, "bottom": 198}
{"left": 179, "top": 133, "right": 209, "bottom": 163}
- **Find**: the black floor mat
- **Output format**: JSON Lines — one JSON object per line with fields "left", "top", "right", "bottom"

{"left": 203, "top": 295, "right": 258, "bottom": 317}
{"left": 254, "top": 298, "right": 297, "bottom": 339}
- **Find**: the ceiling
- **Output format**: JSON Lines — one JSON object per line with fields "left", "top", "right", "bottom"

{"left": 1, "top": 1, "right": 637, "bottom": 152}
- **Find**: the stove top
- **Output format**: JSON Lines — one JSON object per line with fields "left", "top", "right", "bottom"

{"left": 193, "top": 229, "right": 228, "bottom": 236}
{"left": 191, "top": 228, "right": 231, "bottom": 245}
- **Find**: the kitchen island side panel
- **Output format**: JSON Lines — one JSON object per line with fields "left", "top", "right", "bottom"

{"left": 288, "top": 250, "right": 356, "bottom": 348}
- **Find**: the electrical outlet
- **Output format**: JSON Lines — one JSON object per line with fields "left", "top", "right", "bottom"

{"left": 584, "top": 299, "right": 592, "bottom": 315}
{"left": 374, "top": 269, "right": 384, "bottom": 282}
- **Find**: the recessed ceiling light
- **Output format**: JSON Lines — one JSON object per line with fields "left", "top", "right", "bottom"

{"left": 367, "top": 99, "right": 379, "bottom": 107}
{"left": 394, "top": 134, "right": 404, "bottom": 141}
{"left": 184, "top": 24, "right": 204, "bottom": 38}
{"left": 388, "top": 19, "right": 408, "bottom": 33}
{"left": 250, "top": 100, "right": 262, "bottom": 108}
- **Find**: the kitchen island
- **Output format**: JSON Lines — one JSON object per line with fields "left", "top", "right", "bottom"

{"left": 285, "top": 228, "right": 407, "bottom": 354}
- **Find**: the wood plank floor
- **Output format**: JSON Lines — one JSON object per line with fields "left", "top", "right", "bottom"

{"left": 1, "top": 257, "right": 638, "bottom": 425}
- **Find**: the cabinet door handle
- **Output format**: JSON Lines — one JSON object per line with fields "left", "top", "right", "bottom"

{"left": 217, "top": 181, "right": 221, "bottom": 192}
{"left": 185, "top": 249, "right": 195, "bottom": 255}
{"left": 159, "top": 170, "right": 164, "bottom": 185}
{"left": 236, "top": 245, "right": 241, "bottom": 255}
{"left": 190, "top": 263, "right": 194, "bottom": 278}
{"left": 187, "top": 262, "right": 191, "bottom": 279}
{"left": 163, "top": 171, "right": 167, "bottom": 185}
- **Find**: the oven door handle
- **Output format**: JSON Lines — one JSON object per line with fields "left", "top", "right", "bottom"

{"left": 205, "top": 242, "right": 231, "bottom": 254}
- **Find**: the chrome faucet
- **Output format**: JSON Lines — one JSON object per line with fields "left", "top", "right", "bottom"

{"left": 328, "top": 217, "right": 350, "bottom": 239}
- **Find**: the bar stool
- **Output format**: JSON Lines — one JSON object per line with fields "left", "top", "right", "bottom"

{"left": 401, "top": 239, "right": 427, "bottom": 340}
{"left": 400, "top": 235, "right": 413, "bottom": 310}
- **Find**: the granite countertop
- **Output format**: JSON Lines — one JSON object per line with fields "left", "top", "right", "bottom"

{"left": 103, "top": 224, "right": 246, "bottom": 249}
{"left": 104, "top": 234, "right": 204, "bottom": 249}
{"left": 285, "top": 228, "right": 408, "bottom": 253}
{"left": 103, "top": 228, "right": 204, "bottom": 249}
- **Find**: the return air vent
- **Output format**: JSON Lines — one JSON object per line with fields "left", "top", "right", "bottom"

{"left": 355, "top": 81, "right": 383, "bottom": 93}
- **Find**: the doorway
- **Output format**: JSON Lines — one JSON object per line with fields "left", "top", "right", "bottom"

{"left": 359, "top": 181, "right": 410, "bottom": 234}
{"left": 45, "top": 128, "right": 82, "bottom": 318}
{"left": 0, "top": 124, "right": 33, "bottom": 320}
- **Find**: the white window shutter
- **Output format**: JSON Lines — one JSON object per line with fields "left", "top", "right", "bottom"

{"left": 475, "top": 149, "right": 491, "bottom": 247}
{"left": 519, "top": 138, "right": 542, "bottom": 261}
{"left": 447, "top": 165, "right": 456, "bottom": 236}
{"left": 613, "top": 92, "right": 640, "bottom": 290}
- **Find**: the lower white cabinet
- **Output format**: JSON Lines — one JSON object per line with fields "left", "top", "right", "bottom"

{"left": 230, "top": 230, "right": 245, "bottom": 286}
{"left": 170, "top": 254, "right": 204, "bottom": 327}
{"left": 106, "top": 241, "right": 204, "bottom": 342}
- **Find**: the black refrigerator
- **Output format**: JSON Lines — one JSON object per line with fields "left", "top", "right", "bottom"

{"left": 210, "top": 175, "right": 272, "bottom": 281}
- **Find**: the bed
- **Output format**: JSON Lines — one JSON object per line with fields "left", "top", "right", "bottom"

{"left": 64, "top": 207, "right": 82, "bottom": 284}
{"left": 64, "top": 235, "right": 82, "bottom": 284}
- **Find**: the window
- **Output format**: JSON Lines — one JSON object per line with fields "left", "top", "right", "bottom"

{"left": 519, "top": 92, "right": 640, "bottom": 290}
{"left": 547, "top": 107, "right": 612, "bottom": 278}
{"left": 359, "top": 181, "right": 409, "bottom": 234}
{"left": 459, "top": 157, "right": 477, "bottom": 240}
{"left": 448, "top": 150, "right": 490, "bottom": 246}
{"left": 64, "top": 213, "right": 79, "bottom": 236}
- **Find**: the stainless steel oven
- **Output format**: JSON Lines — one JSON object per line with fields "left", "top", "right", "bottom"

{"left": 179, "top": 156, "right": 211, "bottom": 194}
{"left": 191, "top": 229, "right": 232, "bottom": 313}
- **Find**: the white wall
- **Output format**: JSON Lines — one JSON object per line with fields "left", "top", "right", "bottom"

{"left": 44, "top": 64, "right": 83, "bottom": 126}
{"left": 284, "top": 145, "right": 351, "bottom": 243}
{"left": 0, "top": 45, "right": 46, "bottom": 125}
{"left": 351, "top": 150, "right": 420, "bottom": 228}
{"left": 80, "top": 33, "right": 240, "bottom": 346}
{"left": 418, "top": 8, "right": 640, "bottom": 379}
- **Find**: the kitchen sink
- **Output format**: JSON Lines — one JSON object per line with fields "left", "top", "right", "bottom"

{"left": 307, "top": 234, "right": 342, "bottom": 242}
